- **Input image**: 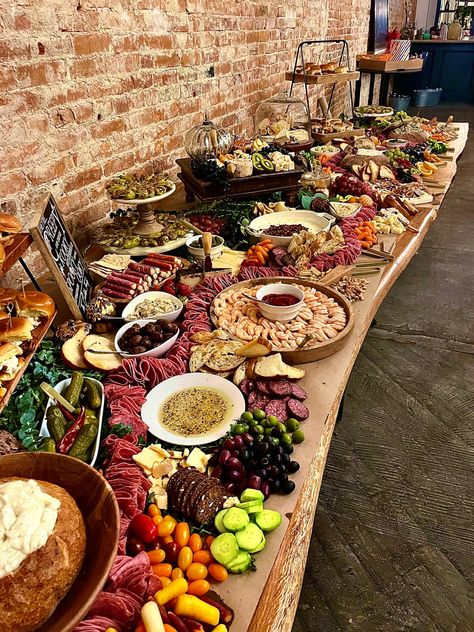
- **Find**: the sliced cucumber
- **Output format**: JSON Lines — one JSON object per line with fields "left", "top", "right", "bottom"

{"left": 226, "top": 550, "right": 252, "bottom": 573}
{"left": 210, "top": 533, "right": 239, "bottom": 566}
{"left": 240, "top": 488, "right": 264, "bottom": 503}
{"left": 249, "top": 535, "right": 266, "bottom": 553}
{"left": 222, "top": 507, "right": 250, "bottom": 532}
{"left": 235, "top": 523, "right": 264, "bottom": 552}
{"left": 237, "top": 500, "right": 264, "bottom": 515}
{"left": 255, "top": 509, "right": 282, "bottom": 532}
{"left": 214, "top": 509, "right": 228, "bottom": 534}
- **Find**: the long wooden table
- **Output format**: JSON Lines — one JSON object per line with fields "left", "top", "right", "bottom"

{"left": 215, "top": 124, "right": 468, "bottom": 632}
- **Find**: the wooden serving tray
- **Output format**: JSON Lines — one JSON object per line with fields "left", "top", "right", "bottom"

{"left": 0, "top": 310, "right": 56, "bottom": 414}
{"left": 286, "top": 71, "right": 360, "bottom": 85}
{"left": 0, "top": 233, "right": 33, "bottom": 278}
{"left": 176, "top": 158, "right": 303, "bottom": 205}
{"left": 210, "top": 276, "right": 354, "bottom": 364}
{"left": 312, "top": 128, "right": 364, "bottom": 143}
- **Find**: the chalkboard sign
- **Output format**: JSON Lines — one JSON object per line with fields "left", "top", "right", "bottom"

{"left": 30, "top": 192, "right": 93, "bottom": 319}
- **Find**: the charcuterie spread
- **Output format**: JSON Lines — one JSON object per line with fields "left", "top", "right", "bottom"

{"left": 0, "top": 107, "right": 464, "bottom": 632}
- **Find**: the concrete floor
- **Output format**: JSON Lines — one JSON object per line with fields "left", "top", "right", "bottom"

{"left": 293, "top": 104, "right": 474, "bottom": 632}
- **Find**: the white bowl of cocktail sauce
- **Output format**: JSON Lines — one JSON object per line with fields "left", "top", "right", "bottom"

{"left": 255, "top": 283, "right": 304, "bottom": 322}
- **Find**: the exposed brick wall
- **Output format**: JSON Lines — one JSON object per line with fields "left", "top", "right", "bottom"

{"left": 0, "top": 0, "right": 413, "bottom": 268}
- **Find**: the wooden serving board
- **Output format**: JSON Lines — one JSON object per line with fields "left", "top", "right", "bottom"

{"left": 210, "top": 276, "right": 354, "bottom": 364}
{"left": 311, "top": 128, "right": 364, "bottom": 143}
{"left": 0, "top": 310, "right": 56, "bottom": 414}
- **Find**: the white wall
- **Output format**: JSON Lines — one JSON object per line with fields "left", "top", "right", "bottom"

{"left": 416, "top": 0, "right": 439, "bottom": 28}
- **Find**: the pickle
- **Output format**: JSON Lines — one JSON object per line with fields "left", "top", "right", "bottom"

{"left": 65, "top": 371, "right": 84, "bottom": 407}
{"left": 123, "top": 236, "right": 140, "bottom": 249}
{"left": 84, "top": 378, "right": 101, "bottom": 409}
{"left": 46, "top": 406, "right": 66, "bottom": 443}
{"left": 68, "top": 424, "right": 98, "bottom": 458}
{"left": 41, "top": 437, "right": 57, "bottom": 453}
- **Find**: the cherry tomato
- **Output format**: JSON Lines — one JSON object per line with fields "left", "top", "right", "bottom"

{"left": 208, "top": 563, "right": 228, "bottom": 582}
{"left": 147, "top": 549, "right": 166, "bottom": 565}
{"left": 186, "top": 562, "right": 208, "bottom": 581}
{"left": 157, "top": 520, "right": 175, "bottom": 538}
{"left": 152, "top": 514, "right": 163, "bottom": 526}
{"left": 164, "top": 542, "right": 179, "bottom": 564}
{"left": 129, "top": 514, "right": 158, "bottom": 544}
{"left": 175, "top": 522, "right": 190, "bottom": 549}
{"left": 189, "top": 533, "right": 202, "bottom": 553}
{"left": 163, "top": 515, "right": 177, "bottom": 529}
{"left": 171, "top": 567, "right": 184, "bottom": 581}
{"left": 147, "top": 504, "right": 160, "bottom": 518}
{"left": 205, "top": 535, "right": 215, "bottom": 550}
{"left": 160, "top": 535, "right": 174, "bottom": 545}
{"left": 193, "top": 550, "right": 213, "bottom": 566}
{"left": 152, "top": 563, "right": 172, "bottom": 577}
{"left": 160, "top": 577, "right": 172, "bottom": 587}
{"left": 187, "top": 579, "right": 210, "bottom": 597}
{"left": 178, "top": 546, "right": 193, "bottom": 571}
{"left": 126, "top": 535, "right": 145, "bottom": 557}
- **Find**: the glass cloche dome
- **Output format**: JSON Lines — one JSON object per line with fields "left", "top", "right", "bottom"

{"left": 254, "top": 93, "right": 311, "bottom": 145}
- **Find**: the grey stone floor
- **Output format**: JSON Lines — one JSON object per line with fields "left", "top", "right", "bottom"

{"left": 293, "top": 104, "right": 474, "bottom": 632}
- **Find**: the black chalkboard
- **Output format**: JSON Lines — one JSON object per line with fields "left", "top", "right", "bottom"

{"left": 30, "top": 192, "right": 93, "bottom": 319}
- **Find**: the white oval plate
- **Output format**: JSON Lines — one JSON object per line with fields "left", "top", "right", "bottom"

{"left": 108, "top": 183, "right": 176, "bottom": 205}
{"left": 40, "top": 377, "right": 104, "bottom": 467}
{"left": 142, "top": 373, "right": 246, "bottom": 446}
{"left": 102, "top": 234, "right": 192, "bottom": 256}
{"left": 122, "top": 292, "right": 183, "bottom": 322}
{"left": 247, "top": 210, "right": 334, "bottom": 246}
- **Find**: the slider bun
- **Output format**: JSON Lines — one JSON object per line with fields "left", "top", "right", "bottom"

{"left": 335, "top": 65, "right": 348, "bottom": 73}
{"left": 16, "top": 291, "right": 55, "bottom": 319}
{"left": 0, "top": 317, "right": 34, "bottom": 342}
{"left": 0, "top": 343, "right": 21, "bottom": 363}
{"left": 0, "top": 213, "right": 22, "bottom": 234}
{"left": 0, "top": 289, "right": 18, "bottom": 306}
{"left": 0, "top": 357, "right": 24, "bottom": 382}
{"left": 0, "top": 243, "right": 5, "bottom": 267}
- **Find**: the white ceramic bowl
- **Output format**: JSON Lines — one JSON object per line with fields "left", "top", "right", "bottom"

{"left": 114, "top": 319, "right": 179, "bottom": 358}
{"left": 40, "top": 377, "right": 104, "bottom": 467}
{"left": 329, "top": 201, "right": 362, "bottom": 219}
{"left": 186, "top": 234, "right": 224, "bottom": 261}
{"left": 122, "top": 291, "right": 183, "bottom": 322}
{"left": 141, "top": 373, "right": 246, "bottom": 445}
{"left": 255, "top": 283, "right": 304, "bottom": 322}
{"left": 247, "top": 210, "right": 334, "bottom": 247}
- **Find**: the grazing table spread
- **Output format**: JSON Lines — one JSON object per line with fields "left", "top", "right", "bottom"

{"left": 0, "top": 111, "right": 468, "bottom": 632}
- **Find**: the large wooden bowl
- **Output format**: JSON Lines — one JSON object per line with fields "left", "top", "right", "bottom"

{"left": 210, "top": 277, "right": 354, "bottom": 364}
{"left": 0, "top": 452, "right": 119, "bottom": 632}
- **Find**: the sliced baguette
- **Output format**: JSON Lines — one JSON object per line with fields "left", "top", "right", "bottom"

{"left": 82, "top": 334, "right": 122, "bottom": 371}
{"left": 206, "top": 341, "right": 245, "bottom": 372}
{"left": 254, "top": 353, "right": 306, "bottom": 380}
{"left": 61, "top": 327, "right": 88, "bottom": 370}
{"left": 235, "top": 338, "right": 272, "bottom": 358}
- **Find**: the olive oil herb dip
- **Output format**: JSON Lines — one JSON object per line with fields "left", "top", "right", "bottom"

{"left": 159, "top": 387, "right": 231, "bottom": 437}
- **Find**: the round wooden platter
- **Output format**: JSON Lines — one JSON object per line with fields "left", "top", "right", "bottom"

{"left": 210, "top": 276, "right": 354, "bottom": 364}
{"left": 94, "top": 255, "right": 191, "bottom": 306}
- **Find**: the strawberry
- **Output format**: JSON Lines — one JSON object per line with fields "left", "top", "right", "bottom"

{"left": 177, "top": 282, "right": 193, "bottom": 297}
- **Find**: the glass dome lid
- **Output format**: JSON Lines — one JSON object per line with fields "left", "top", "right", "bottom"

{"left": 254, "top": 93, "right": 311, "bottom": 144}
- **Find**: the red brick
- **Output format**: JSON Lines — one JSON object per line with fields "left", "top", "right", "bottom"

{"left": 17, "top": 61, "right": 65, "bottom": 88}
{"left": 91, "top": 118, "right": 126, "bottom": 139}
{"left": 28, "top": 157, "right": 73, "bottom": 186}
{"left": 64, "top": 166, "right": 102, "bottom": 192}
{"left": 0, "top": 173, "right": 28, "bottom": 197}
{"left": 73, "top": 33, "right": 111, "bottom": 56}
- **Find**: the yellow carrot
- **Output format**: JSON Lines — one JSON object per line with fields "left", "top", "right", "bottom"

{"left": 141, "top": 601, "right": 165, "bottom": 632}
{"left": 155, "top": 578, "right": 188, "bottom": 605}
{"left": 174, "top": 594, "right": 220, "bottom": 626}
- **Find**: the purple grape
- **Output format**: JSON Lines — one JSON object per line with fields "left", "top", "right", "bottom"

{"left": 231, "top": 449, "right": 240, "bottom": 458}
{"left": 255, "top": 468, "right": 267, "bottom": 480}
{"left": 260, "top": 481, "right": 271, "bottom": 499}
{"left": 228, "top": 469, "right": 244, "bottom": 482}
{"left": 227, "top": 457, "right": 243, "bottom": 471}
{"left": 233, "top": 435, "right": 244, "bottom": 449}
{"left": 223, "top": 438, "right": 234, "bottom": 451}
{"left": 218, "top": 450, "right": 231, "bottom": 466}
{"left": 210, "top": 465, "right": 223, "bottom": 479}
{"left": 225, "top": 482, "right": 239, "bottom": 495}
{"left": 247, "top": 474, "right": 261, "bottom": 490}
{"left": 242, "top": 433, "right": 254, "bottom": 444}
{"left": 208, "top": 453, "right": 219, "bottom": 467}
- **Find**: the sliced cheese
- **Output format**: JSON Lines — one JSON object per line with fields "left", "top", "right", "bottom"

{"left": 185, "top": 447, "right": 209, "bottom": 473}
{"left": 133, "top": 447, "right": 164, "bottom": 473}
{"left": 149, "top": 444, "right": 171, "bottom": 459}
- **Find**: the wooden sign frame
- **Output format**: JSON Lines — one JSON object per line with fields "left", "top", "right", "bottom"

{"left": 29, "top": 192, "right": 93, "bottom": 319}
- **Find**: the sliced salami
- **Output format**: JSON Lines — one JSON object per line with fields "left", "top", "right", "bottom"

{"left": 256, "top": 379, "right": 271, "bottom": 395}
{"left": 268, "top": 380, "right": 293, "bottom": 396}
{"left": 265, "top": 399, "right": 288, "bottom": 422}
{"left": 239, "top": 378, "right": 253, "bottom": 396}
{"left": 290, "top": 384, "right": 307, "bottom": 401}
{"left": 287, "top": 398, "right": 309, "bottom": 421}
{"left": 248, "top": 394, "right": 269, "bottom": 411}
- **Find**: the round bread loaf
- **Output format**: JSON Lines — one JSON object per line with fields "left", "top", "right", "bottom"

{"left": 0, "top": 477, "right": 86, "bottom": 632}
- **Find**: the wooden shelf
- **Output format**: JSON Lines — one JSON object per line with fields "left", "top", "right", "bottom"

{"left": 0, "top": 310, "right": 56, "bottom": 414}
{"left": 0, "top": 233, "right": 33, "bottom": 277}
{"left": 285, "top": 70, "right": 360, "bottom": 85}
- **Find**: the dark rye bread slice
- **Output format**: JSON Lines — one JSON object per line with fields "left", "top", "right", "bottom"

{"left": 195, "top": 482, "right": 229, "bottom": 524}
{"left": 189, "top": 476, "right": 222, "bottom": 517}
{"left": 179, "top": 469, "right": 204, "bottom": 518}
{"left": 166, "top": 467, "right": 189, "bottom": 511}
{"left": 186, "top": 477, "right": 212, "bottom": 519}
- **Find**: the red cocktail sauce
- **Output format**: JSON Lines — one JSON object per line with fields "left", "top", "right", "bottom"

{"left": 263, "top": 293, "right": 300, "bottom": 307}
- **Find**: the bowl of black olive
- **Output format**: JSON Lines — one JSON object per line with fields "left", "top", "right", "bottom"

{"left": 114, "top": 319, "right": 179, "bottom": 358}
